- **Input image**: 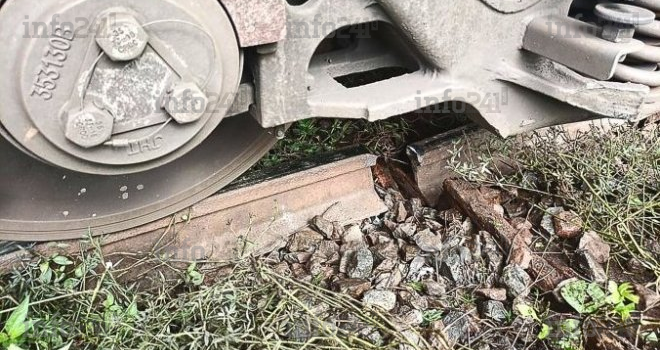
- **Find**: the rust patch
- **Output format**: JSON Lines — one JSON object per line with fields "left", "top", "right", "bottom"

{"left": 221, "top": 0, "right": 286, "bottom": 47}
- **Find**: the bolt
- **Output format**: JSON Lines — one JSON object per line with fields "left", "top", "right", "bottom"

{"left": 595, "top": 3, "right": 655, "bottom": 43}
{"left": 164, "top": 81, "right": 209, "bottom": 124}
{"left": 601, "top": 25, "right": 636, "bottom": 43}
{"left": 65, "top": 106, "right": 114, "bottom": 148}
{"left": 275, "top": 126, "right": 286, "bottom": 140}
{"left": 96, "top": 12, "right": 149, "bottom": 61}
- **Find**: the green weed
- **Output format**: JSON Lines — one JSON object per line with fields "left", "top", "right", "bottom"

{"left": 259, "top": 118, "right": 413, "bottom": 168}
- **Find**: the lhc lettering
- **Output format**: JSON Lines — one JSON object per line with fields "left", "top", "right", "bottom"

{"left": 31, "top": 26, "right": 74, "bottom": 101}
{"left": 128, "top": 135, "right": 164, "bottom": 156}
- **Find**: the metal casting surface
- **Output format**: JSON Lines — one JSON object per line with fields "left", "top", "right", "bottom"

{"left": 254, "top": 0, "right": 660, "bottom": 135}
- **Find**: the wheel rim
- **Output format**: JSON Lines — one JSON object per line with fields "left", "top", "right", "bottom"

{"left": 0, "top": 116, "right": 277, "bottom": 241}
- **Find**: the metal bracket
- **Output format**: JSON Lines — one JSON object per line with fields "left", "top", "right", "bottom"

{"left": 523, "top": 15, "right": 645, "bottom": 80}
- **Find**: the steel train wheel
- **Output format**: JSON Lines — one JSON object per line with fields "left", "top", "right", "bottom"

{"left": 0, "top": 0, "right": 277, "bottom": 241}
{"left": 0, "top": 118, "right": 277, "bottom": 241}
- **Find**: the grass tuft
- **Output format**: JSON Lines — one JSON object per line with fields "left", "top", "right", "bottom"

{"left": 258, "top": 118, "right": 413, "bottom": 168}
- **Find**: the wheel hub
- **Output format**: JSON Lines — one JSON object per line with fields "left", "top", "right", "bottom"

{"left": 0, "top": 0, "right": 241, "bottom": 175}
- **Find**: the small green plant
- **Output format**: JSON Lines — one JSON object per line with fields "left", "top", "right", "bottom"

{"left": 1, "top": 295, "right": 72, "bottom": 350}
{"left": 460, "top": 292, "right": 477, "bottom": 308}
{"left": 516, "top": 281, "right": 642, "bottom": 350}
{"left": 503, "top": 309, "right": 515, "bottom": 324}
{"left": 422, "top": 309, "right": 444, "bottom": 326}
{"left": 311, "top": 273, "right": 325, "bottom": 286}
{"left": 38, "top": 255, "right": 74, "bottom": 285}
{"left": 605, "top": 281, "right": 640, "bottom": 321}
{"left": 552, "top": 319, "right": 582, "bottom": 350}
{"left": 407, "top": 281, "right": 424, "bottom": 293}
{"left": 516, "top": 303, "right": 583, "bottom": 350}
{"left": 185, "top": 262, "right": 204, "bottom": 286}
{"left": 516, "top": 304, "right": 551, "bottom": 340}
{"left": 560, "top": 280, "right": 639, "bottom": 321}
{"left": 0, "top": 296, "right": 31, "bottom": 348}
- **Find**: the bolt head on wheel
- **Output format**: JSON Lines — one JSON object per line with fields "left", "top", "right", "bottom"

{"left": 96, "top": 13, "right": 149, "bottom": 61}
{"left": 165, "top": 82, "right": 210, "bottom": 124}
{"left": 65, "top": 106, "right": 114, "bottom": 148}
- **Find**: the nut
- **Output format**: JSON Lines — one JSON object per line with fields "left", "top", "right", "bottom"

{"left": 96, "top": 13, "right": 149, "bottom": 61}
{"left": 164, "top": 82, "right": 209, "bottom": 124}
{"left": 595, "top": 3, "right": 656, "bottom": 43}
{"left": 601, "top": 25, "right": 636, "bottom": 43}
{"left": 65, "top": 106, "right": 114, "bottom": 148}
